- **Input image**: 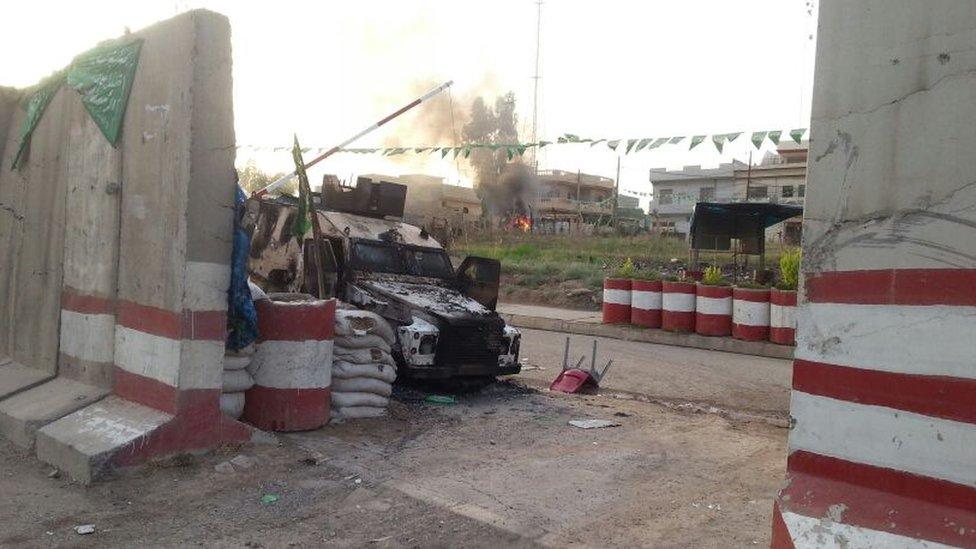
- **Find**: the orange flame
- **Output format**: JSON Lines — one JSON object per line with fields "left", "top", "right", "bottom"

{"left": 512, "top": 214, "right": 532, "bottom": 233}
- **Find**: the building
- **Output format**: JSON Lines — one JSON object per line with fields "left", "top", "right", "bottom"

{"left": 648, "top": 143, "right": 808, "bottom": 241}
{"left": 360, "top": 173, "right": 482, "bottom": 235}
{"left": 533, "top": 169, "right": 616, "bottom": 234}
{"left": 647, "top": 162, "right": 740, "bottom": 236}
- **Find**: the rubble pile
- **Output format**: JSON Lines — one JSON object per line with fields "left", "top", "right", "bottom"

{"left": 332, "top": 307, "right": 397, "bottom": 419}
{"left": 220, "top": 345, "right": 254, "bottom": 418}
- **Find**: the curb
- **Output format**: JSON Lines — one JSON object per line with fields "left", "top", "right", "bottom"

{"left": 500, "top": 313, "right": 794, "bottom": 360}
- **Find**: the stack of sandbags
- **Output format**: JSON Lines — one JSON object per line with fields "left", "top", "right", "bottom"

{"left": 220, "top": 344, "right": 255, "bottom": 418}
{"left": 219, "top": 280, "right": 267, "bottom": 419}
{"left": 332, "top": 308, "right": 398, "bottom": 419}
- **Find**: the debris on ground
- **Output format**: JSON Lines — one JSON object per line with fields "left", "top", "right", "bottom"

{"left": 74, "top": 524, "right": 95, "bottom": 535}
{"left": 259, "top": 494, "right": 280, "bottom": 505}
{"left": 569, "top": 419, "right": 621, "bottom": 429}
{"left": 230, "top": 454, "right": 256, "bottom": 469}
{"left": 424, "top": 395, "right": 457, "bottom": 405}
{"left": 214, "top": 461, "right": 235, "bottom": 474}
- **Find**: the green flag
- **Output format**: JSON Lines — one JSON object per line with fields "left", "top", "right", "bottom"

{"left": 607, "top": 140, "right": 620, "bottom": 151}
{"left": 668, "top": 136, "right": 685, "bottom": 145}
{"left": 589, "top": 139, "right": 606, "bottom": 147}
{"left": 751, "top": 131, "right": 767, "bottom": 149}
{"left": 689, "top": 135, "right": 706, "bottom": 149}
{"left": 441, "top": 148, "right": 451, "bottom": 158}
{"left": 290, "top": 135, "right": 312, "bottom": 239}
{"left": 790, "top": 128, "right": 806, "bottom": 143}
{"left": 767, "top": 130, "right": 782, "bottom": 145}
{"left": 625, "top": 139, "right": 638, "bottom": 154}
{"left": 66, "top": 39, "right": 143, "bottom": 147}
{"left": 634, "top": 138, "right": 652, "bottom": 152}
{"left": 649, "top": 137, "right": 669, "bottom": 149}
{"left": 12, "top": 71, "right": 66, "bottom": 169}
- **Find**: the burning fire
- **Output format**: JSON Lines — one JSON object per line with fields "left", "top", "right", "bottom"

{"left": 512, "top": 214, "right": 532, "bottom": 233}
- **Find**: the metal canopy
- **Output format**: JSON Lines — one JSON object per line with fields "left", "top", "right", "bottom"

{"left": 689, "top": 202, "right": 802, "bottom": 253}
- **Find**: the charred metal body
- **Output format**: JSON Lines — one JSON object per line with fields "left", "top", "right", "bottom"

{"left": 245, "top": 178, "right": 520, "bottom": 381}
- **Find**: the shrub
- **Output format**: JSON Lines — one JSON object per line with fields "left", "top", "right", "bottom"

{"left": 779, "top": 248, "right": 801, "bottom": 290}
{"left": 700, "top": 265, "right": 728, "bottom": 286}
{"left": 614, "top": 258, "right": 636, "bottom": 279}
{"left": 736, "top": 279, "right": 768, "bottom": 289}
{"left": 633, "top": 269, "right": 661, "bottom": 281}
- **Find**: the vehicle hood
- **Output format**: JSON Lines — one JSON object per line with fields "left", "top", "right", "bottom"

{"left": 360, "top": 280, "right": 493, "bottom": 322}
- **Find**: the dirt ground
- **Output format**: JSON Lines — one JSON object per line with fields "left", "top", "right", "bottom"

{"left": 0, "top": 376, "right": 787, "bottom": 548}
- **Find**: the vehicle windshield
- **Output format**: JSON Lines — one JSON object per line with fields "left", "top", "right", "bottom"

{"left": 351, "top": 241, "right": 453, "bottom": 279}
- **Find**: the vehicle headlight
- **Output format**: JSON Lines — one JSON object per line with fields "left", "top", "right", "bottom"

{"left": 418, "top": 334, "right": 438, "bottom": 355}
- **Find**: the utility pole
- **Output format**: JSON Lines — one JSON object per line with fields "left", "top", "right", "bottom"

{"left": 530, "top": 0, "right": 543, "bottom": 172}
{"left": 612, "top": 155, "right": 620, "bottom": 228}
{"left": 745, "top": 150, "right": 752, "bottom": 201}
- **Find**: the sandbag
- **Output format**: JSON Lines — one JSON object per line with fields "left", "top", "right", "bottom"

{"left": 331, "top": 376, "right": 392, "bottom": 397}
{"left": 334, "top": 334, "right": 391, "bottom": 352}
{"left": 335, "top": 309, "right": 395, "bottom": 344}
{"left": 219, "top": 392, "right": 245, "bottom": 418}
{"left": 332, "top": 391, "right": 390, "bottom": 408}
{"left": 332, "top": 360, "right": 397, "bottom": 383}
{"left": 333, "top": 346, "right": 396, "bottom": 367}
{"left": 223, "top": 369, "right": 254, "bottom": 392}
{"left": 223, "top": 353, "right": 252, "bottom": 371}
{"left": 333, "top": 405, "right": 387, "bottom": 419}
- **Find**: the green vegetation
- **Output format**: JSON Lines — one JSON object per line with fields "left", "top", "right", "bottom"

{"left": 615, "top": 258, "right": 636, "bottom": 279}
{"left": 453, "top": 234, "right": 687, "bottom": 292}
{"left": 736, "top": 279, "right": 768, "bottom": 289}
{"left": 778, "top": 248, "right": 801, "bottom": 290}
{"left": 701, "top": 265, "right": 728, "bottom": 286}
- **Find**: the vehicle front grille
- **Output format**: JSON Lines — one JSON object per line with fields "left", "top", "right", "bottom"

{"left": 435, "top": 321, "right": 507, "bottom": 367}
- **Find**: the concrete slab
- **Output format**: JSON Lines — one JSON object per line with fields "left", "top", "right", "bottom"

{"left": 0, "top": 360, "right": 52, "bottom": 400}
{"left": 0, "top": 377, "right": 110, "bottom": 449}
{"left": 35, "top": 396, "right": 171, "bottom": 484}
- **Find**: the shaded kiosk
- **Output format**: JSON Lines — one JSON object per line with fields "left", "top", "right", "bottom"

{"left": 688, "top": 202, "right": 802, "bottom": 281}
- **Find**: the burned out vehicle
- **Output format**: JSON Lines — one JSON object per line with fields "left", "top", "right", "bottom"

{"left": 244, "top": 178, "right": 521, "bottom": 382}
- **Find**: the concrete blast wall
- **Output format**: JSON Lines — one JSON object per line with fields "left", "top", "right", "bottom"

{"left": 0, "top": 10, "right": 251, "bottom": 482}
{"left": 773, "top": 1, "right": 976, "bottom": 546}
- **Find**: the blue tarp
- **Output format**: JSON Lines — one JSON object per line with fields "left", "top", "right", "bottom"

{"left": 226, "top": 186, "right": 257, "bottom": 350}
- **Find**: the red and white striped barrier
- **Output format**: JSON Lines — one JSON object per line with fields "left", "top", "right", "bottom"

{"left": 695, "top": 284, "right": 732, "bottom": 336}
{"left": 661, "top": 281, "right": 696, "bottom": 332}
{"left": 769, "top": 289, "right": 797, "bottom": 345}
{"left": 602, "top": 278, "right": 632, "bottom": 324}
{"left": 244, "top": 298, "right": 335, "bottom": 431}
{"left": 630, "top": 279, "right": 662, "bottom": 328}
{"left": 731, "top": 288, "right": 770, "bottom": 341}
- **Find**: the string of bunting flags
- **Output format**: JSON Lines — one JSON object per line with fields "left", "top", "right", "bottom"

{"left": 236, "top": 128, "right": 807, "bottom": 160}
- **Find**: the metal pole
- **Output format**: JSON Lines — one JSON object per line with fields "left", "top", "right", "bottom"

{"left": 590, "top": 339, "right": 597, "bottom": 373}
{"left": 254, "top": 80, "right": 454, "bottom": 197}
{"left": 563, "top": 336, "right": 570, "bottom": 370}
{"left": 530, "top": 0, "right": 543, "bottom": 172}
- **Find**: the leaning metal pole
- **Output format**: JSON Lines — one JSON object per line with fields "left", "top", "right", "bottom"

{"left": 253, "top": 80, "right": 454, "bottom": 198}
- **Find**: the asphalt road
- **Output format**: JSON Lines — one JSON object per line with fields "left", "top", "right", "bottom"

{"left": 513, "top": 327, "right": 792, "bottom": 419}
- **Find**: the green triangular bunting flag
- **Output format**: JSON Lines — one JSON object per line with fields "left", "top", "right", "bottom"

{"left": 751, "top": 131, "right": 767, "bottom": 149}
{"left": 767, "top": 130, "right": 782, "bottom": 145}
{"left": 290, "top": 135, "right": 313, "bottom": 239}
{"left": 649, "top": 137, "right": 669, "bottom": 149}
{"left": 689, "top": 135, "right": 706, "bottom": 149}
{"left": 625, "top": 139, "right": 638, "bottom": 154}
{"left": 790, "top": 128, "right": 805, "bottom": 143}
{"left": 634, "top": 138, "right": 652, "bottom": 152}
{"left": 607, "top": 140, "right": 620, "bottom": 151}
{"left": 668, "top": 136, "right": 685, "bottom": 145}
{"left": 66, "top": 40, "right": 143, "bottom": 147}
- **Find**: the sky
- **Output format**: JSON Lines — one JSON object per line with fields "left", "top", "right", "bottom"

{"left": 0, "top": 0, "right": 818, "bottom": 204}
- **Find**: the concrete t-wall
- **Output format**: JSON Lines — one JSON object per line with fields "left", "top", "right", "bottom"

{"left": 773, "top": 1, "right": 976, "bottom": 546}
{"left": 0, "top": 9, "right": 250, "bottom": 481}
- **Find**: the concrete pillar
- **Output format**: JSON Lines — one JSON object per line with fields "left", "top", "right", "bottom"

{"left": 0, "top": 9, "right": 254, "bottom": 483}
{"left": 773, "top": 1, "right": 976, "bottom": 546}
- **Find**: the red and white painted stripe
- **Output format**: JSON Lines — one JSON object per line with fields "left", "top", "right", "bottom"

{"left": 776, "top": 268, "right": 976, "bottom": 548}
{"left": 244, "top": 298, "right": 335, "bottom": 432}
{"left": 731, "top": 288, "right": 769, "bottom": 341}
{"left": 630, "top": 279, "right": 662, "bottom": 328}
{"left": 694, "top": 284, "right": 732, "bottom": 336}
{"left": 661, "top": 281, "right": 696, "bottom": 332}
{"left": 602, "top": 278, "right": 632, "bottom": 324}
{"left": 769, "top": 289, "right": 796, "bottom": 345}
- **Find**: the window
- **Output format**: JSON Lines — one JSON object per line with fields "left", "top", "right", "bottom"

{"left": 405, "top": 248, "right": 454, "bottom": 278}
{"left": 699, "top": 187, "right": 715, "bottom": 201}
{"left": 747, "top": 185, "right": 768, "bottom": 199}
{"left": 781, "top": 185, "right": 794, "bottom": 198}
{"left": 798, "top": 185, "right": 806, "bottom": 198}
{"left": 658, "top": 189, "right": 673, "bottom": 205}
